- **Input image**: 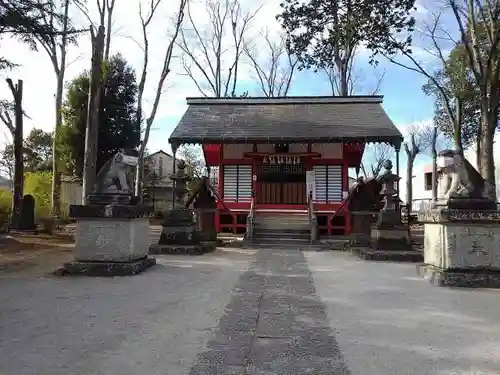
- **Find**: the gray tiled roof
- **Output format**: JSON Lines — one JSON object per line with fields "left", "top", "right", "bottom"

{"left": 169, "top": 96, "right": 403, "bottom": 146}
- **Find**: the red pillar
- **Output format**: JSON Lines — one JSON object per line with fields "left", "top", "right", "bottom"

{"left": 216, "top": 144, "right": 223, "bottom": 233}
{"left": 342, "top": 161, "right": 350, "bottom": 235}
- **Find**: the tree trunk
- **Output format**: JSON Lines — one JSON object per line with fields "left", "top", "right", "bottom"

{"left": 134, "top": 157, "right": 144, "bottom": 202}
{"left": 406, "top": 155, "right": 414, "bottom": 206}
{"left": 11, "top": 80, "right": 24, "bottom": 229}
{"left": 431, "top": 127, "right": 438, "bottom": 202}
{"left": 339, "top": 64, "right": 348, "bottom": 96}
{"left": 51, "top": 79, "right": 63, "bottom": 216}
{"left": 476, "top": 130, "right": 482, "bottom": 172}
{"left": 82, "top": 26, "right": 105, "bottom": 203}
{"left": 479, "top": 118, "right": 496, "bottom": 201}
{"left": 405, "top": 149, "right": 417, "bottom": 209}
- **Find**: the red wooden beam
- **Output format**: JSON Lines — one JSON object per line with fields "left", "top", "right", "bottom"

{"left": 243, "top": 151, "right": 322, "bottom": 158}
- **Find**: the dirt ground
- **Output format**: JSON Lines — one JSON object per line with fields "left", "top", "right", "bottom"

{"left": 0, "top": 232, "right": 74, "bottom": 276}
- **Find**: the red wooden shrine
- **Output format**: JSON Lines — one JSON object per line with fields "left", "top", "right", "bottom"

{"left": 168, "top": 96, "right": 403, "bottom": 237}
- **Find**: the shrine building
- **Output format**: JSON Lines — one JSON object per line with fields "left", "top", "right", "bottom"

{"left": 168, "top": 96, "right": 403, "bottom": 236}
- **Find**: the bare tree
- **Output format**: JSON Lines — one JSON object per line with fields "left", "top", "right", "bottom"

{"left": 360, "top": 143, "right": 395, "bottom": 178}
{"left": 385, "top": 10, "right": 465, "bottom": 152}
{"left": 431, "top": 125, "right": 438, "bottom": 202}
{"left": 446, "top": 0, "right": 500, "bottom": 200}
{"left": 103, "top": 0, "right": 116, "bottom": 60}
{"left": 81, "top": 25, "right": 105, "bottom": 201}
{"left": 178, "top": 144, "right": 206, "bottom": 194}
{"left": 33, "top": 0, "right": 75, "bottom": 216}
{"left": 0, "top": 79, "right": 24, "bottom": 227}
{"left": 179, "top": 145, "right": 205, "bottom": 178}
{"left": 133, "top": 0, "right": 189, "bottom": 197}
{"left": 386, "top": 6, "right": 500, "bottom": 200}
{"left": 243, "top": 30, "right": 298, "bottom": 97}
{"left": 76, "top": 0, "right": 117, "bottom": 202}
{"left": 322, "top": 48, "right": 387, "bottom": 96}
{"left": 404, "top": 124, "right": 434, "bottom": 205}
{"left": 178, "top": 0, "right": 260, "bottom": 97}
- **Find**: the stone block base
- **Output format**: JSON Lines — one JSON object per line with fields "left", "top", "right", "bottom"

{"left": 417, "top": 264, "right": 500, "bottom": 288}
{"left": 349, "top": 233, "right": 371, "bottom": 247}
{"left": 54, "top": 256, "right": 156, "bottom": 277}
{"left": 149, "top": 243, "right": 215, "bottom": 255}
{"left": 372, "top": 228, "right": 411, "bottom": 251}
{"left": 74, "top": 217, "right": 150, "bottom": 262}
{"left": 351, "top": 247, "right": 423, "bottom": 262}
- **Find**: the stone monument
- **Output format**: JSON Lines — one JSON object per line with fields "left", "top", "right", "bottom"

{"left": 417, "top": 149, "right": 500, "bottom": 287}
{"left": 57, "top": 149, "right": 155, "bottom": 277}
{"left": 17, "top": 194, "right": 37, "bottom": 232}
{"left": 149, "top": 160, "right": 215, "bottom": 255}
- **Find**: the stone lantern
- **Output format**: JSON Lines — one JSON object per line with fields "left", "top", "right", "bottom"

{"left": 149, "top": 160, "right": 214, "bottom": 255}
{"left": 372, "top": 160, "right": 410, "bottom": 250}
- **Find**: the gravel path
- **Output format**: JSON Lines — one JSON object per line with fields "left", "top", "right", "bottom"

{"left": 306, "top": 251, "right": 500, "bottom": 375}
{"left": 0, "top": 248, "right": 256, "bottom": 375}
{"left": 188, "top": 248, "right": 350, "bottom": 374}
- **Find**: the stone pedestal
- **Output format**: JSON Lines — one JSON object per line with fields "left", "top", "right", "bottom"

{"left": 196, "top": 209, "right": 217, "bottom": 242}
{"left": 349, "top": 212, "right": 373, "bottom": 247}
{"left": 417, "top": 208, "right": 500, "bottom": 288}
{"left": 372, "top": 225, "right": 411, "bottom": 251}
{"left": 56, "top": 204, "right": 156, "bottom": 277}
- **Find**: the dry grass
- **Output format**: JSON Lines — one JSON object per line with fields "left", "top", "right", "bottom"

{"left": 0, "top": 233, "right": 74, "bottom": 275}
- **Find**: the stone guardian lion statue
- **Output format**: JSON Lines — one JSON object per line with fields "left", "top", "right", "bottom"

{"left": 437, "top": 149, "right": 492, "bottom": 200}
{"left": 93, "top": 149, "right": 139, "bottom": 194}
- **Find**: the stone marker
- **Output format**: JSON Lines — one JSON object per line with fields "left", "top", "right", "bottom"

{"left": 17, "top": 194, "right": 36, "bottom": 231}
{"left": 56, "top": 149, "right": 155, "bottom": 277}
{"left": 417, "top": 149, "right": 500, "bottom": 288}
{"left": 149, "top": 160, "right": 215, "bottom": 255}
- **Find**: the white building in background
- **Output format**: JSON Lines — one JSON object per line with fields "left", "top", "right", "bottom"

{"left": 146, "top": 150, "right": 174, "bottom": 186}
{"left": 409, "top": 163, "right": 434, "bottom": 212}
{"left": 144, "top": 150, "right": 175, "bottom": 210}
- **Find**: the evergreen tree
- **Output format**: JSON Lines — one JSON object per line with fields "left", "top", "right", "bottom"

{"left": 0, "top": 0, "right": 71, "bottom": 69}
{"left": 60, "top": 54, "right": 140, "bottom": 178}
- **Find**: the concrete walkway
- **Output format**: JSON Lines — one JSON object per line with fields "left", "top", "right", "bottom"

{"left": 1, "top": 248, "right": 500, "bottom": 374}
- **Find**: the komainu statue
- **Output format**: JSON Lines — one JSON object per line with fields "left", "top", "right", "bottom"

{"left": 437, "top": 149, "right": 496, "bottom": 210}
{"left": 347, "top": 177, "right": 383, "bottom": 211}
{"left": 93, "top": 149, "right": 139, "bottom": 194}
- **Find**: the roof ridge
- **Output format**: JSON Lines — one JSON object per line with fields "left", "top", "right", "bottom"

{"left": 186, "top": 96, "right": 383, "bottom": 105}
